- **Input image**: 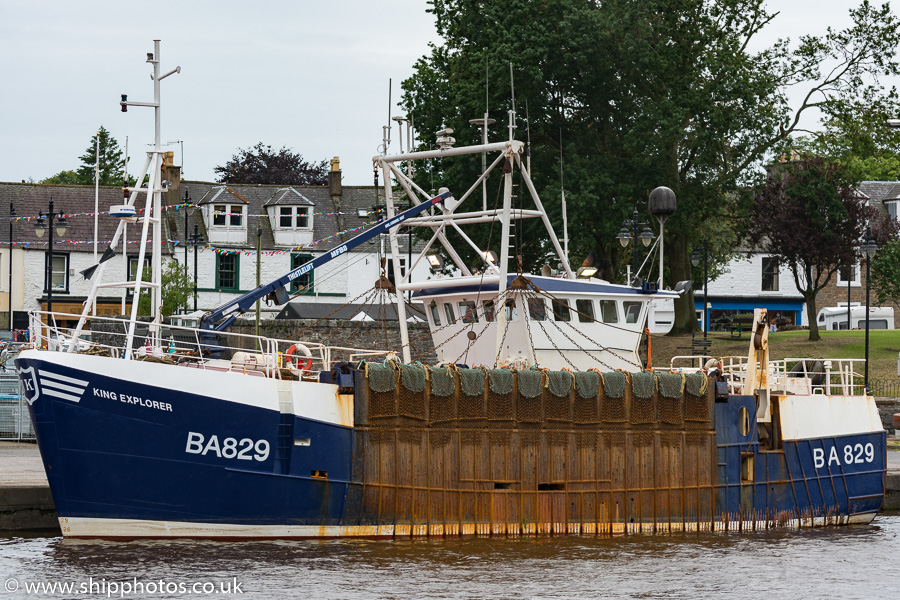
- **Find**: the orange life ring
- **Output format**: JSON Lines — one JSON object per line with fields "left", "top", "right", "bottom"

{"left": 285, "top": 343, "right": 312, "bottom": 375}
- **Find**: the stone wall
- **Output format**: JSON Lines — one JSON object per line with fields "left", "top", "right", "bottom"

{"left": 230, "top": 319, "right": 437, "bottom": 364}
{"left": 876, "top": 398, "right": 900, "bottom": 434}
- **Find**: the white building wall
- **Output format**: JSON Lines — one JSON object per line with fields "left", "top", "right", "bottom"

{"left": 702, "top": 253, "right": 808, "bottom": 326}
{"left": 22, "top": 249, "right": 132, "bottom": 312}
{"left": 0, "top": 248, "right": 26, "bottom": 314}
{"left": 188, "top": 247, "right": 436, "bottom": 318}
{"left": 704, "top": 254, "right": 803, "bottom": 298}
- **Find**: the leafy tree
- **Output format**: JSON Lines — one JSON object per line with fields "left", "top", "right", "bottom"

{"left": 401, "top": 0, "right": 900, "bottom": 333}
{"left": 138, "top": 261, "right": 193, "bottom": 318}
{"left": 214, "top": 143, "right": 328, "bottom": 185}
{"left": 746, "top": 156, "right": 873, "bottom": 341}
{"left": 870, "top": 231, "right": 900, "bottom": 309}
{"left": 41, "top": 170, "right": 80, "bottom": 185}
{"left": 75, "top": 126, "right": 127, "bottom": 186}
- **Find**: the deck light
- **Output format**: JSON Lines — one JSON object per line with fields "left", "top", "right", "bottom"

{"left": 427, "top": 254, "right": 445, "bottom": 273}
{"left": 577, "top": 266, "right": 598, "bottom": 278}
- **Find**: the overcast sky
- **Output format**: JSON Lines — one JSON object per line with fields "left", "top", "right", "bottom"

{"left": 0, "top": 1, "right": 887, "bottom": 187}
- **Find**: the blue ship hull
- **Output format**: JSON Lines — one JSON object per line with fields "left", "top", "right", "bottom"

{"left": 16, "top": 352, "right": 886, "bottom": 538}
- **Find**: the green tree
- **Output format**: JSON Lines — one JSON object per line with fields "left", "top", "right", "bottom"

{"left": 214, "top": 143, "right": 328, "bottom": 185}
{"left": 75, "top": 126, "right": 127, "bottom": 186}
{"left": 138, "top": 261, "right": 193, "bottom": 318}
{"left": 746, "top": 156, "right": 873, "bottom": 341}
{"left": 41, "top": 170, "right": 80, "bottom": 185}
{"left": 401, "top": 0, "right": 900, "bottom": 333}
{"left": 871, "top": 236, "right": 900, "bottom": 310}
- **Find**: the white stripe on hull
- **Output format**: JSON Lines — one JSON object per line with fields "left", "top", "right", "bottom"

{"left": 19, "top": 349, "right": 352, "bottom": 427}
{"left": 60, "top": 513, "right": 879, "bottom": 539}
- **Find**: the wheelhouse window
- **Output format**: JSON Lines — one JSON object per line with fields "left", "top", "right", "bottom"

{"left": 216, "top": 253, "right": 239, "bottom": 291}
{"left": 762, "top": 257, "right": 779, "bottom": 291}
{"left": 483, "top": 300, "right": 496, "bottom": 322}
{"left": 623, "top": 301, "right": 642, "bottom": 324}
{"left": 575, "top": 299, "right": 595, "bottom": 323}
{"left": 599, "top": 300, "right": 618, "bottom": 323}
{"left": 44, "top": 253, "right": 69, "bottom": 293}
{"left": 459, "top": 300, "right": 477, "bottom": 323}
{"left": 443, "top": 303, "right": 456, "bottom": 324}
{"left": 504, "top": 299, "right": 518, "bottom": 321}
{"left": 528, "top": 298, "right": 547, "bottom": 321}
{"left": 429, "top": 300, "right": 441, "bottom": 326}
{"left": 552, "top": 298, "right": 571, "bottom": 322}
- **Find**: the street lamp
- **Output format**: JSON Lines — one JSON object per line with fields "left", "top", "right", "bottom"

{"left": 188, "top": 223, "right": 204, "bottom": 312}
{"left": 691, "top": 239, "right": 709, "bottom": 339}
{"left": 8, "top": 202, "right": 14, "bottom": 332}
{"left": 33, "top": 197, "right": 68, "bottom": 317}
{"left": 616, "top": 208, "right": 655, "bottom": 283}
{"left": 182, "top": 188, "right": 192, "bottom": 269}
{"left": 861, "top": 225, "right": 879, "bottom": 392}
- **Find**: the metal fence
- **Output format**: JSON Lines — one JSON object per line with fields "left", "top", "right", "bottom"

{"left": 0, "top": 372, "right": 32, "bottom": 441}
{"left": 868, "top": 379, "right": 900, "bottom": 400}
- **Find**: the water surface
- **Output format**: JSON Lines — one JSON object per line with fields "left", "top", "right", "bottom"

{"left": 2, "top": 516, "right": 897, "bottom": 599}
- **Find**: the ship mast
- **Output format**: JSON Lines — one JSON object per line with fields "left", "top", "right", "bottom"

{"left": 67, "top": 40, "right": 180, "bottom": 357}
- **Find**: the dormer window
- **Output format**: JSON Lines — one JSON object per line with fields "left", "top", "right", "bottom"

{"left": 278, "top": 206, "right": 312, "bottom": 230}
{"left": 212, "top": 204, "right": 245, "bottom": 228}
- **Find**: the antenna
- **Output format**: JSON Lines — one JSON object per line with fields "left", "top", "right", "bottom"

{"left": 559, "top": 128, "right": 569, "bottom": 265}
{"left": 380, "top": 79, "right": 392, "bottom": 155}
{"left": 524, "top": 98, "right": 532, "bottom": 173}
{"left": 507, "top": 63, "right": 515, "bottom": 141}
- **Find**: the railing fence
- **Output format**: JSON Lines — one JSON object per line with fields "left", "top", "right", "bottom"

{"left": 0, "top": 371, "right": 33, "bottom": 441}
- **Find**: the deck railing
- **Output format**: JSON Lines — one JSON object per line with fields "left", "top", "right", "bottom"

{"left": 25, "top": 311, "right": 394, "bottom": 379}
{"left": 662, "top": 355, "right": 868, "bottom": 396}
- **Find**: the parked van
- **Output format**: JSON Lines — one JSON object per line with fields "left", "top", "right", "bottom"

{"left": 816, "top": 305, "right": 894, "bottom": 330}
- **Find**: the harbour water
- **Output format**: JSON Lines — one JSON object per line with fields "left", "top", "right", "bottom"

{"left": 2, "top": 516, "right": 898, "bottom": 599}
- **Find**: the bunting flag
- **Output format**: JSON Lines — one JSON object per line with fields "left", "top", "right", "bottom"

{"left": 0, "top": 219, "right": 383, "bottom": 254}
{"left": 6, "top": 202, "right": 361, "bottom": 222}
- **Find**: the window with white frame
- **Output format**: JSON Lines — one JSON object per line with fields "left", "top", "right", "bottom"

{"left": 211, "top": 203, "right": 245, "bottom": 228}
{"left": 761, "top": 257, "right": 779, "bottom": 291}
{"left": 127, "top": 256, "right": 151, "bottom": 282}
{"left": 44, "top": 253, "right": 69, "bottom": 293}
{"left": 277, "top": 206, "right": 313, "bottom": 230}
{"left": 886, "top": 200, "right": 898, "bottom": 223}
{"left": 386, "top": 256, "right": 408, "bottom": 286}
{"left": 837, "top": 261, "right": 860, "bottom": 287}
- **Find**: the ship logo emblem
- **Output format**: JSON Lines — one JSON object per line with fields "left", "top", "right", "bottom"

{"left": 37, "top": 370, "right": 88, "bottom": 404}
{"left": 16, "top": 366, "right": 40, "bottom": 405}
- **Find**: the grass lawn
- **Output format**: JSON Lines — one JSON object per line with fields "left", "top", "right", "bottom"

{"left": 649, "top": 329, "right": 900, "bottom": 381}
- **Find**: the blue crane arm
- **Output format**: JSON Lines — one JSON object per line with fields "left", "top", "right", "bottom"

{"left": 200, "top": 191, "right": 450, "bottom": 333}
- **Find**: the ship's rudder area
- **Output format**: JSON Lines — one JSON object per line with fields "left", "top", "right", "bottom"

{"left": 347, "top": 364, "right": 721, "bottom": 536}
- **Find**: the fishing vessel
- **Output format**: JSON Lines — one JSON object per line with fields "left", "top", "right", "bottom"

{"left": 15, "top": 42, "right": 886, "bottom": 538}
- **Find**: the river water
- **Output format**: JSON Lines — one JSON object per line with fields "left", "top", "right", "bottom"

{"left": 2, "top": 516, "right": 898, "bottom": 599}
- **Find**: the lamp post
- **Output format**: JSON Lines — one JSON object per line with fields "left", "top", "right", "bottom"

{"left": 861, "top": 226, "right": 879, "bottom": 392}
{"left": 33, "top": 197, "right": 68, "bottom": 317}
{"left": 8, "top": 202, "right": 14, "bottom": 332}
{"left": 616, "top": 208, "right": 654, "bottom": 284}
{"left": 188, "top": 224, "right": 204, "bottom": 312}
{"left": 846, "top": 260, "right": 852, "bottom": 331}
{"left": 183, "top": 188, "right": 191, "bottom": 268}
{"left": 691, "top": 239, "right": 709, "bottom": 339}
